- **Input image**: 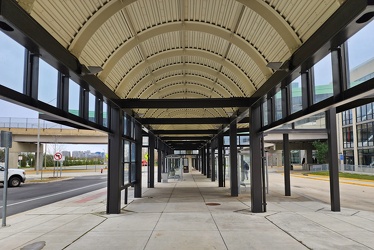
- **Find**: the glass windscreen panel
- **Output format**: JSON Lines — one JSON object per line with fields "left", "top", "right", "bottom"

{"left": 347, "top": 21, "right": 374, "bottom": 88}
{"left": 68, "top": 79, "right": 80, "bottom": 116}
{"left": 313, "top": 54, "right": 333, "bottom": 103}
{"left": 290, "top": 76, "right": 302, "bottom": 113}
{"left": 102, "top": 101, "right": 108, "bottom": 127}
{"left": 38, "top": 59, "right": 58, "bottom": 107}
{"left": 275, "top": 91, "right": 282, "bottom": 121}
{"left": 88, "top": 92, "right": 96, "bottom": 122}
{"left": 294, "top": 112, "right": 326, "bottom": 129}
{"left": 0, "top": 32, "right": 24, "bottom": 92}
{"left": 262, "top": 100, "right": 268, "bottom": 126}
{"left": 123, "top": 140, "right": 130, "bottom": 185}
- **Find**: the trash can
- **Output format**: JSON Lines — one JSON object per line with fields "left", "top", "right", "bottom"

{"left": 161, "top": 173, "right": 168, "bottom": 183}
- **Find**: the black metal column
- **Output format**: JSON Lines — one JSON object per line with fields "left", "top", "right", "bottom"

{"left": 218, "top": 133, "right": 224, "bottom": 187}
{"left": 230, "top": 118, "right": 238, "bottom": 196}
{"left": 202, "top": 146, "right": 206, "bottom": 175}
{"left": 327, "top": 108, "right": 341, "bottom": 211}
{"left": 57, "top": 73, "right": 69, "bottom": 112}
{"left": 157, "top": 139, "right": 162, "bottom": 182}
{"left": 107, "top": 107, "right": 123, "bottom": 214}
{"left": 211, "top": 147, "right": 216, "bottom": 182}
{"left": 24, "top": 51, "right": 39, "bottom": 99}
{"left": 206, "top": 143, "right": 211, "bottom": 178}
{"left": 283, "top": 134, "right": 291, "bottom": 196}
{"left": 134, "top": 122, "right": 142, "bottom": 198}
{"left": 250, "top": 106, "right": 264, "bottom": 213}
{"left": 148, "top": 133, "right": 155, "bottom": 188}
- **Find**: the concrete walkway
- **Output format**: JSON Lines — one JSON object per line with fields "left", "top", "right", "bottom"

{"left": 1, "top": 169, "right": 374, "bottom": 249}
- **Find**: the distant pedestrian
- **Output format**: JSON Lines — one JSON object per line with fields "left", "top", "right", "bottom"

{"left": 241, "top": 161, "right": 249, "bottom": 181}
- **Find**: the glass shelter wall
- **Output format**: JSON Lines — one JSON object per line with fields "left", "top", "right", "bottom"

{"left": 0, "top": 31, "right": 24, "bottom": 93}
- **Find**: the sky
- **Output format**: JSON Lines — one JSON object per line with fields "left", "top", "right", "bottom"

{"left": 0, "top": 99, "right": 107, "bottom": 154}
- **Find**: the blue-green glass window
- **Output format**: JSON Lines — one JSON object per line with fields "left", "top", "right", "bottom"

{"left": 290, "top": 76, "right": 302, "bottom": 113}
{"left": 275, "top": 91, "right": 282, "bottom": 121}
{"left": 313, "top": 54, "right": 333, "bottom": 103}
{"left": 262, "top": 101, "right": 268, "bottom": 126}
{"left": 0, "top": 32, "right": 24, "bottom": 92}
{"left": 88, "top": 92, "right": 96, "bottom": 122}
{"left": 68, "top": 79, "right": 80, "bottom": 116}
{"left": 347, "top": 21, "right": 374, "bottom": 88}
{"left": 38, "top": 59, "right": 58, "bottom": 106}
{"left": 102, "top": 102, "right": 108, "bottom": 127}
{"left": 123, "top": 140, "right": 130, "bottom": 185}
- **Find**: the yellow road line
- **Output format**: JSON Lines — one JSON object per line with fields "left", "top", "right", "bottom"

{"left": 290, "top": 174, "right": 374, "bottom": 188}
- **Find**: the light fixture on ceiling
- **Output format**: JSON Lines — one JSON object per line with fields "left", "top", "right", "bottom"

{"left": 266, "top": 60, "right": 290, "bottom": 72}
{"left": 81, "top": 65, "right": 103, "bottom": 75}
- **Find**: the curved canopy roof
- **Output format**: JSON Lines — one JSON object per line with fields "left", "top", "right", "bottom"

{"left": 15, "top": 0, "right": 345, "bottom": 147}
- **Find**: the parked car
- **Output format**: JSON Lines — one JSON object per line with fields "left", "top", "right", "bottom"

{"left": 0, "top": 165, "right": 26, "bottom": 187}
{"left": 142, "top": 160, "right": 147, "bottom": 166}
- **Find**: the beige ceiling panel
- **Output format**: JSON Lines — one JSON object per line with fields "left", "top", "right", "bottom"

{"left": 127, "top": 64, "right": 243, "bottom": 98}
{"left": 68, "top": 0, "right": 136, "bottom": 57}
{"left": 184, "top": 55, "right": 221, "bottom": 70}
{"left": 142, "top": 33, "right": 182, "bottom": 56}
{"left": 115, "top": 49, "right": 250, "bottom": 97}
{"left": 99, "top": 22, "right": 271, "bottom": 82}
{"left": 270, "top": 0, "right": 341, "bottom": 42}
{"left": 150, "top": 106, "right": 225, "bottom": 119}
{"left": 149, "top": 81, "right": 222, "bottom": 99}
{"left": 185, "top": 31, "right": 229, "bottom": 56}
{"left": 152, "top": 124, "right": 217, "bottom": 131}
{"left": 186, "top": 0, "right": 242, "bottom": 30}
{"left": 237, "top": 0, "right": 301, "bottom": 53}
{"left": 107, "top": 47, "right": 143, "bottom": 89}
{"left": 126, "top": 0, "right": 180, "bottom": 33}
{"left": 81, "top": 11, "right": 134, "bottom": 65}
{"left": 142, "top": 76, "right": 229, "bottom": 99}
{"left": 30, "top": 0, "right": 83, "bottom": 47}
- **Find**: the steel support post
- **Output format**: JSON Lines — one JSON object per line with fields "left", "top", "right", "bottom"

{"left": 218, "top": 133, "right": 224, "bottom": 187}
{"left": 24, "top": 51, "right": 39, "bottom": 99}
{"left": 57, "top": 73, "right": 69, "bottom": 112}
{"left": 250, "top": 106, "right": 264, "bottom": 213}
{"left": 148, "top": 133, "right": 155, "bottom": 188}
{"left": 202, "top": 147, "right": 206, "bottom": 175}
{"left": 327, "top": 108, "right": 341, "bottom": 211}
{"left": 157, "top": 140, "right": 162, "bottom": 182}
{"left": 230, "top": 118, "right": 238, "bottom": 196}
{"left": 211, "top": 147, "right": 216, "bottom": 182}
{"left": 283, "top": 134, "right": 291, "bottom": 196}
{"left": 107, "top": 107, "right": 123, "bottom": 214}
{"left": 134, "top": 122, "right": 143, "bottom": 198}
{"left": 206, "top": 143, "right": 211, "bottom": 178}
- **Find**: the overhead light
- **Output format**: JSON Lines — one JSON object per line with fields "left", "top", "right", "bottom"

{"left": 266, "top": 60, "right": 290, "bottom": 72}
{"left": 81, "top": 65, "right": 103, "bottom": 75}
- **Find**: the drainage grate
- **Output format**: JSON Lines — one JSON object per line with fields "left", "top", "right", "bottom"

{"left": 206, "top": 202, "right": 221, "bottom": 206}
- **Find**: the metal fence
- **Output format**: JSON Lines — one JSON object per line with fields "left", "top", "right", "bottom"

{"left": 341, "top": 164, "right": 374, "bottom": 174}
{"left": 307, "top": 163, "right": 374, "bottom": 174}
{"left": 0, "top": 117, "right": 73, "bottom": 130}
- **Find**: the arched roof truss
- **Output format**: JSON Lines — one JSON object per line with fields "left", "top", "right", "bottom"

{"left": 19, "top": 0, "right": 345, "bottom": 140}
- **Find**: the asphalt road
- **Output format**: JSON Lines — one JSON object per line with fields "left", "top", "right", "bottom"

{"left": 0, "top": 175, "right": 107, "bottom": 218}
{"left": 268, "top": 169, "right": 374, "bottom": 212}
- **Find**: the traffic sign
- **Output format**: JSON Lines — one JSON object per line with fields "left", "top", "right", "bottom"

{"left": 54, "top": 152, "right": 63, "bottom": 161}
